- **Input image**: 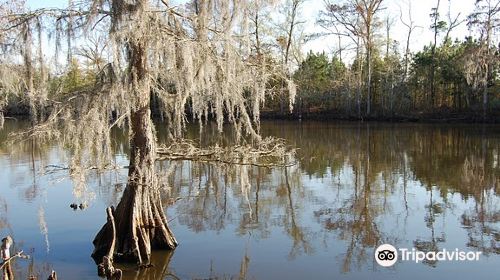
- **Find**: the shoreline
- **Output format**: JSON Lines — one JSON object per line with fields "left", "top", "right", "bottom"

{"left": 260, "top": 110, "right": 500, "bottom": 124}
{"left": 4, "top": 109, "right": 499, "bottom": 124}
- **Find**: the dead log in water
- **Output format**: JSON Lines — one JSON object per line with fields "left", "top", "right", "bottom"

{"left": 1, "top": 236, "right": 30, "bottom": 280}
{"left": 47, "top": 270, "right": 57, "bottom": 280}
{"left": 1, "top": 236, "right": 14, "bottom": 280}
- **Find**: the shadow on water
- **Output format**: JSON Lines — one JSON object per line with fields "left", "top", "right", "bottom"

{"left": 0, "top": 120, "right": 499, "bottom": 279}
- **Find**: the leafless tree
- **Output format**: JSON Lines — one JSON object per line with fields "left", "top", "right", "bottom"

{"left": 318, "top": 0, "right": 361, "bottom": 117}
{"left": 399, "top": 0, "right": 420, "bottom": 83}
{"left": 358, "top": 0, "right": 383, "bottom": 116}
{"left": 466, "top": 0, "right": 500, "bottom": 119}
{"left": 429, "top": 0, "right": 443, "bottom": 107}
{"left": 276, "top": 0, "right": 304, "bottom": 114}
{"left": 319, "top": 0, "right": 383, "bottom": 116}
{"left": 76, "top": 34, "right": 108, "bottom": 72}
{"left": 443, "top": 0, "right": 464, "bottom": 43}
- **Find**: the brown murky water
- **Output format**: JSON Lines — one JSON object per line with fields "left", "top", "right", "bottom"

{"left": 0, "top": 120, "right": 499, "bottom": 279}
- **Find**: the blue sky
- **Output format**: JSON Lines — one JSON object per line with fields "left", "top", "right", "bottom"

{"left": 25, "top": 0, "right": 480, "bottom": 62}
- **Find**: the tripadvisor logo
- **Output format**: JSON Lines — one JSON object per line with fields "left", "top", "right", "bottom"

{"left": 375, "top": 244, "right": 398, "bottom": 267}
{"left": 375, "top": 244, "right": 482, "bottom": 267}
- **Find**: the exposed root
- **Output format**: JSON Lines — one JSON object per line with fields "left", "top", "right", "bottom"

{"left": 97, "top": 207, "right": 123, "bottom": 280}
{"left": 92, "top": 182, "right": 178, "bottom": 265}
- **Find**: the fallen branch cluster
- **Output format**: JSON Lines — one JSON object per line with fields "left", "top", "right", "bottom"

{"left": 157, "top": 137, "right": 297, "bottom": 168}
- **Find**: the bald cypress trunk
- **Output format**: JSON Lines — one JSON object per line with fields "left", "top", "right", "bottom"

{"left": 92, "top": 0, "right": 177, "bottom": 264}
{"left": 92, "top": 40, "right": 177, "bottom": 265}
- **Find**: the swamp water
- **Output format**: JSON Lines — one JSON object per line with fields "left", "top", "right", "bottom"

{"left": 0, "top": 120, "right": 499, "bottom": 279}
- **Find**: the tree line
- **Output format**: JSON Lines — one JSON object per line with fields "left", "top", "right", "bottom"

{"left": 267, "top": 0, "right": 500, "bottom": 121}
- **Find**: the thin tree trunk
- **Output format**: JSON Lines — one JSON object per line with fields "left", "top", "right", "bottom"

{"left": 21, "top": 21, "right": 37, "bottom": 148}
{"left": 254, "top": 12, "right": 261, "bottom": 59}
{"left": 483, "top": 60, "right": 489, "bottom": 120}
{"left": 482, "top": 8, "right": 492, "bottom": 120}
{"left": 357, "top": 40, "right": 362, "bottom": 119}
{"left": 281, "top": 0, "right": 300, "bottom": 115}
{"left": 403, "top": 27, "right": 411, "bottom": 83}
{"left": 367, "top": 43, "right": 372, "bottom": 116}
{"left": 356, "top": 40, "right": 362, "bottom": 119}
{"left": 384, "top": 19, "right": 390, "bottom": 115}
{"left": 430, "top": 0, "right": 441, "bottom": 108}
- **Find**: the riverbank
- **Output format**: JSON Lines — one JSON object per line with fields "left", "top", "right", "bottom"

{"left": 261, "top": 109, "right": 500, "bottom": 123}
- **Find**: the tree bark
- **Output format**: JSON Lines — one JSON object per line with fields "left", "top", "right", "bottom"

{"left": 92, "top": 0, "right": 177, "bottom": 264}
{"left": 97, "top": 207, "right": 122, "bottom": 279}
{"left": 92, "top": 47, "right": 178, "bottom": 264}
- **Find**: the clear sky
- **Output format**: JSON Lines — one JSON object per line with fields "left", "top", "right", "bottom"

{"left": 26, "top": 0, "right": 483, "bottom": 63}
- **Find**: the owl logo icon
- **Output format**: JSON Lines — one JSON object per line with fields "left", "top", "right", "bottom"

{"left": 375, "top": 244, "right": 398, "bottom": 267}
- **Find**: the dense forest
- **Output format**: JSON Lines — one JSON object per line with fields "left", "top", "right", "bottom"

{"left": 1, "top": 0, "right": 499, "bottom": 122}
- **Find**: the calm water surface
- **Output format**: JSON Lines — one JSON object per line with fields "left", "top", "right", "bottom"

{"left": 0, "top": 120, "right": 499, "bottom": 279}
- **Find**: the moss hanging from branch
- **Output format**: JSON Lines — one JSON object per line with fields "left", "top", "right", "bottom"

{"left": 2, "top": 0, "right": 296, "bottom": 267}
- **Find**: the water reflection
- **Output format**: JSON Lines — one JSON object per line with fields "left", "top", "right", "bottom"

{"left": 0, "top": 120, "right": 499, "bottom": 279}
{"left": 267, "top": 122, "right": 500, "bottom": 271}
{"left": 119, "top": 251, "right": 176, "bottom": 280}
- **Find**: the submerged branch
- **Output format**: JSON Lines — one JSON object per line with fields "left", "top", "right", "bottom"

{"left": 37, "top": 137, "right": 295, "bottom": 175}
{"left": 157, "top": 155, "right": 298, "bottom": 168}
{"left": 41, "top": 164, "right": 129, "bottom": 175}
{"left": 156, "top": 138, "right": 296, "bottom": 168}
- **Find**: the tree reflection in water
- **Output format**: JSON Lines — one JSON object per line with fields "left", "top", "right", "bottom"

{"left": 167, "top": 158, "right": 313, "bottom": 259}
{"left": 119, "top": 250, "right": 177, "bottom": 280}
{"left": 144, "top": 122, "right": 500, "bottom": 274}
{"left": 0, "top": 120, "right": 499, "bottom": 277}
{"left": 268, "top": 122, "right": 498, "bottom": 271}
{"left": 311, "top": 124, "right": 383, "bottom": 272}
